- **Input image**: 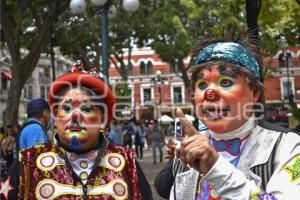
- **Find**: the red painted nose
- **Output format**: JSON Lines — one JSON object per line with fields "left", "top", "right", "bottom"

{"left": 71, "top": 111, "right": 82, "bottom": 122}
{"left": 204, "top": 89, "right": 220, "bottom": 101}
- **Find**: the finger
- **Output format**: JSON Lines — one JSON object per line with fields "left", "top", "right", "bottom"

{"left": 185, "top": 146, "right": 199, "bottom": 165}
{"left": 181, "top": 134, "right": 207, "bottom": 149}
{"left": 175, "top": 142, "right": 187, "bottom": 166}
{"left": 176, "top": 108, "right": 198, "bottom": 137}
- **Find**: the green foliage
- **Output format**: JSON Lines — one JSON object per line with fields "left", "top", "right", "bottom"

{"left": 259, "top": 0, "right": 300, "bottom": 51}
{"left": 292, "top": 107, "right": 300, "bottom": 120}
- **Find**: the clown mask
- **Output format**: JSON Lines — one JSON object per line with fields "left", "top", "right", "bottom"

{"left": 194, "top": 64, "right": 260, "bottom": 133}
{"left": 55, "top": 88, "right": 105, "bottom": 152}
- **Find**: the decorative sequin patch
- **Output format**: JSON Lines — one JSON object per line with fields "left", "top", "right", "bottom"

{"left": 35, "top": 178, "right": 128, "bottom": 200}
{"left": 108, "top": 156, "right": 121, "bottom": 168}
{"left": 40, "top": 155, "right": 55, "bottom": 168}
{"left": 79, "top": 161, "right": 88, "bottom": 169}
{"left": 80, "top": 172, "right": 88, "bottom": 180}
{"left": 113, "top": 182, "right": 126, "bottom": 197}
{"left": 284, "top": 156, "right": 300, "bottom": 182}
{"left": 36, "top": 152, "right": 63, "bottom": 171}
{"left": 39, "top": 183, "right": 55, "bottom": 199}
{"left": 99, "top": 153, "right": 125, "bottom": 172}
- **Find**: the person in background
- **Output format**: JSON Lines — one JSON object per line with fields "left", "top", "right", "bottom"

{"left": 108, "top": 120, "right": 124, "bottom": 145}
{"left": 151, "top": 120, "right": 164, "bottom": 164}
{"left": 134, "top": 121, "right": 145, "bottom": 161}
{"left": 18, "top": 98, "right": 50, "bottom": 151}
{"left": 0, "top": 61, "right": 152, "bottom": 200}
{"left": 1, "top": 125, "right": 15, "bottom": 169}
{"left": 122, "top": 120, "right": 134, "bottom": 148}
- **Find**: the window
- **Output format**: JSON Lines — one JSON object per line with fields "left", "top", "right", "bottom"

{"left": 173, "top": 86, "right": 183, "bottom": 103}
{"left": 40, "top": 86, "right": 46, "bottom": 99}
{"left": 140, "top": 61, "right": 146, "bottom": 74}
{"left": 143, "top": 88, "right": 152, "bottom": 104}
{"left": 171, "top": 84, "right": 185, "bottom": 104}
{"left": 140, "top": 84, "right": 154, "bottom": 105}
{"left": 280, "top": 77, "right": 295, "bottom": 100}
{"left": 278, "top": 52, "right": 292, "bottom": 68}
{"left": 28, "top": 85, "right": 33, "bottom": 100}
{"left": 170, "top": 59, "right": 179, "bottom": 73}
{"left": 140, "top": 61, "right": 153, "bottom": 75}
{"left": 146, "top": 61, "right": 153, "bottom": 74}
{"left": 38, "top": 65, "right": 51, "bottom": 78}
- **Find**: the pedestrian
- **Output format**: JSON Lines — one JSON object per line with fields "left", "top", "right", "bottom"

{"left": 18, "top": 98, "right": 50, "bottom": 151}
{"left": 0, "top": 61, "right": 152, "bottom": 199}
{"left": 134, "top": 121, "right": 145, "bottom": 161}
{"left": 151, "top": 120, "right": 164, "bottom": 164}
{"left": 108, "top": 120, "right": 124, "bottom": 145}
{"left": 1, "top": 125, "right": 15, "bottom": 170}
{"left": 144, "top": 122, "right": 152, "bottom": 148}
{"left": 155, "top": 30, "right": 300, "bottom": 199}
{"left": 122, "top": 120, "right": 134, "bottom": 148}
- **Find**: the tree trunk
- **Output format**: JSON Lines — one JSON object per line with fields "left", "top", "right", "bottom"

{"left": 2, "top": 0, "right": 69, "bottom": 126}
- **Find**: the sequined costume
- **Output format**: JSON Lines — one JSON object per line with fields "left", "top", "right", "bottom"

{"left": 1, "top": 136, "right": 151, "bottom": 200}
{"left": 155, "top": 120, "right": 300, "bottom": 200}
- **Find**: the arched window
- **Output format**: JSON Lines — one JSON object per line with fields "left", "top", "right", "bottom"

{"left": 278, "top": 53, "right": 285, "bottom": 68}
{"left": 279, "top": 52, "right": 293, "bottom": 68}
{"left": 146, "top": 61, "right": 153, "bottom": 74}
{"left": 140, "top": 61, "right": 146, "bottom": 74}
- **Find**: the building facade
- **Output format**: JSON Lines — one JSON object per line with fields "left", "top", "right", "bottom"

{"left": 109, "top": 47, "right": 300, "bottom": 123}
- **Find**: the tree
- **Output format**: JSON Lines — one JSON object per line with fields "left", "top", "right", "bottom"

{"left": 55, "top": 0, "right": 152, "bottom": 80}
{"left": 148, "top": 0, "right": 246, "bottom": 94}
{"left": 1, "top": 0, "right": 69, "bottom": 125}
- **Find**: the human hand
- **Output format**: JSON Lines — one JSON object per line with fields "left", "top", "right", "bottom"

{"left": 175, "top": 108, "right": 218, "bottom": 174}
{"left": 164, "top": 138, "right": 176, "bottom": 159}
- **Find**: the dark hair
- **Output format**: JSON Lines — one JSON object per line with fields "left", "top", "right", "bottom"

{"left": 6, "top": 124, "right": 13, "bottom": 129}
{"left": 28, "top": 107, "right": 50, "bottom": 118}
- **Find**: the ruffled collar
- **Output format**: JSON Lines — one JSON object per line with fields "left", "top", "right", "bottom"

{"left": 208, "top": 115, "right": 256, "bottom": 140}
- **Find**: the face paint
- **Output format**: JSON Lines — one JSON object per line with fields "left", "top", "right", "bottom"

{"left": 55, "top": 88, "right": 103, "bottom": 152}
{"left": 194, "top": 65, "right": 258, "bottom": 133}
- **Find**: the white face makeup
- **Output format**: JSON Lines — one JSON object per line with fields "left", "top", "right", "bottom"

{"left": 194, "top": 65, "right": 260, "bottom": 133}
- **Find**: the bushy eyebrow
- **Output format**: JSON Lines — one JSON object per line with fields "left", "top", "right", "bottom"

{"left": 219, "top": 66, "right": 238, "bottom": 78}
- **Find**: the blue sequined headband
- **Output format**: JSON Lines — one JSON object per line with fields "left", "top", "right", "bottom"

{"left": 195, "top": 42, "right": 260, "bottom": 79}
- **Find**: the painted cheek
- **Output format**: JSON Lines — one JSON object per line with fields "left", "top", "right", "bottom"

{"left": 84, "top": 115, "right": 100, "bottom": 124}
{"left": 194, "top": 90, "right": 205, "bottom": 104}
{"left": 56, "top": 113, "right": 70, "bottom": 125}
{"left": 222, "top": 85, "right": 246, "bottom": 102}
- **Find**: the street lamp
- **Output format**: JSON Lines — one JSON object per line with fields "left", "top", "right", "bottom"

{"left": 280, "top": 37, "right": 294, "bottom": 106}
{"left": 69, "top": 0, "right": 139, "bottom": 84}
{"left": 156, "top": 70, "right": 162, "bottom": 120}
{"left": 284, "top": 51, "right": 294, "bottom": 105}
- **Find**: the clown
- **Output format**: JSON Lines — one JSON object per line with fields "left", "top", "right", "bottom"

{"left": 0, "top": 61, "right": 152, "bottom": 200}
{"left": 154, "top": 32, "right": 300, "bottom": 200}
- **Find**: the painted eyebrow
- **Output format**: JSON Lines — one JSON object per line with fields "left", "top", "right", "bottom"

{"left": 219, "top": 66, "right": 238, "bottom": 78}
{"left": 195, "top": 72, "right": 204, "bottom": 80}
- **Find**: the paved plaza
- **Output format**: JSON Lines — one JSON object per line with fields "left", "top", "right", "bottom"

{"left": 139, "top": 148, "right": 169, "bottom": 200}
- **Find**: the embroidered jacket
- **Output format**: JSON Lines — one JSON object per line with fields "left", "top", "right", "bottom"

{"left": 168, "top": 123, "right": 300, "bottom": 200}
{"left": 0, "top": 140, "right": 151, "bottom": 200}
